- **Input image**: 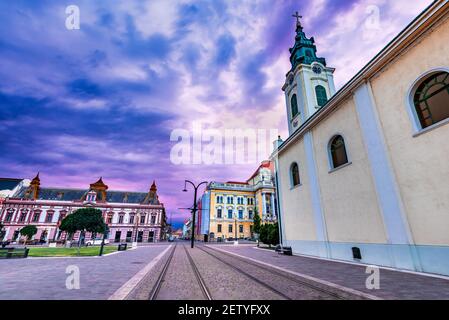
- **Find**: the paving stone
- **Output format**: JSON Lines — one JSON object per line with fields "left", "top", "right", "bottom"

{"left": 211, "top": 244, "right": 449, "bottom": 300}
{"left": 0, "top": 245, "right": 168, "bottom": 300}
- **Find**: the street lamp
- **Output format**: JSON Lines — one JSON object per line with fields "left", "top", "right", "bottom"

{"left": 183, "top": 180, "right": 208, "bottom": 249}
{"left": 99, "top": 224, "right": 109, "bottom": 257}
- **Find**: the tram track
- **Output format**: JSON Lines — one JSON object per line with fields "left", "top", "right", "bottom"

{"left": 149, "top": 244, "right": 213, "bottom": 300}
{"left": 199, "top": 245, "right": 349, "bottom": 300}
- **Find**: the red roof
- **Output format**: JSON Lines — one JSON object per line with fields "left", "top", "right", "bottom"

{"left": 247, "top": 160, "right": 273, "bottom": 181}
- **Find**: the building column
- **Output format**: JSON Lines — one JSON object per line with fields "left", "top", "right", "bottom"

{"left": 273, "top": 158, "right": 286, "bottom": 244}
{"left": 262, "top": 193, "right": 266, "bottom": 220}
{"left": 304, "top": 131, "right": 330, "bottom": 258}
{"left": 354, "top": 81, "right": 419, "bottom": 271}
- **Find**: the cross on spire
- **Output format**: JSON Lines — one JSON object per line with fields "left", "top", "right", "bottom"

{"left": 292, "top": 11, "right": 303, "bottom": 28}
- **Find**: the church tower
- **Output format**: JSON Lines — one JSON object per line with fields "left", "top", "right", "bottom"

{"left": 282, "top": 13, "right": 336, "bottom": 135}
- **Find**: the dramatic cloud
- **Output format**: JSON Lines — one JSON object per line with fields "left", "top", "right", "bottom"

{"left": 0, "top": 0, "right": 432, "bottom": 227}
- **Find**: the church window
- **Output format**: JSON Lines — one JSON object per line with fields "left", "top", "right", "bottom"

{"left": 19, "top": 212, "right": 27, "bottom": 222}
{"left": 291, "top": 94, "right": 299, "bottom": 118}
{"left": 329, "top": 135, "right": 349, "bottom": 169}
{"left": 315, "top": 85, "right": 328, "bottom": 107}
{"left": 227, "top": 209, "right": 233, "bottom": 219}
{"left": 290, "top": 163, "right": 300, "bottom": 187}
{"left": 217, "top": 208, "right": 222, "bottom": 218}
{"left": 140, "top": 215, "right": 146, "bottom": 224}
{"left": 151, "top": 215, "right": 156, "bottom": 224}
{"left": 129, "top": 215, "right": 135, "bottom": 224}
{"left": 118, "top": 215, "right": 124, "bottom": 224}
{"left": 413, "top": 72, "right": 449, "bottom": 129}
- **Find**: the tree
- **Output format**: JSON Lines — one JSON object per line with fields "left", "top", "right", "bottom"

{"left": 253, "top": 210, "right": 261, "bottom": 235}
{"left": 259, "top": 224, "right": 269, "bottom": 246}
{"left": 20, "top": 225, "right": 38, "bottom": 243}
{"left": 0, "top": 222, "right": 5, "bottom": 241}
{"left": 268, "top": 222, "right": 280, "bottom": 247}
{"left": 59, "top": 208, "right": 107, "bottom": 254}
{"left": 258, "top": 223, "right": 280, "bottom": 248}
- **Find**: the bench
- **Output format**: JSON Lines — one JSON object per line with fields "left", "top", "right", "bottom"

{"left": 275, "top": 245, "right": 293, "bottom": 256}
{"left": 0, "top": 247, "right": 30, "bottom": 259}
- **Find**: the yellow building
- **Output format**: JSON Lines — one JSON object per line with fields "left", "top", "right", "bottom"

{"left": 272, "top": 1, "right": 449, "bottom": 276}
{"left": 199, "top": 161, "right": 277, "bottom": 241}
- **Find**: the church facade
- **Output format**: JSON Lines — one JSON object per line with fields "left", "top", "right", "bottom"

{"left": 272, "top": 1, "right": 449, "bottom": 276}
{"left": 0, "top": 174, "right": 167, "bottom": 244}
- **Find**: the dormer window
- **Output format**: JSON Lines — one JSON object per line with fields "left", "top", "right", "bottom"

{"left": 86, "top": 191, "right": 97, "bottom": 202}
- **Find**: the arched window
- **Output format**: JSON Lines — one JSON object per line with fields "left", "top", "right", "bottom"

{"left": 291, "top": 94, "right": 299, "bottom": 118}
{"left": 413, "top": 72, "right": 449, "bottom": 129}
{"left": 290, "top": 163, "right": 300, "bottom": 187}
{"left": 315, "top": 85, "right": 328, "bottom": 107}
{"left": 329, "top": 135, "right": 349, "bottom": 169}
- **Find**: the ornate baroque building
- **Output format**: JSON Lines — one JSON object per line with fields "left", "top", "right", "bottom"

{"left": 271, "top": 1, "right": 449, "bottom": 276}
{"left": 199, "top": 161, "right": 277, "bottom": 241}
{"left": 0, "top": 174, "right": 167, "bottom": 243}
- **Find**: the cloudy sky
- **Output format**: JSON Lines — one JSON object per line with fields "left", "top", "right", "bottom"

{"left": 0, "top": 0, "right": 432, "bottom": 226}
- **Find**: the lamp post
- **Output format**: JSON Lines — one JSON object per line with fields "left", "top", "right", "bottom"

{"left": 99, "top": 224, "right": 109, "bottom": 257}
{"left": 133, "top": 213, "right": 140, "bottom": 246}
{"left": 234, "top": 216, "right": 237, "bottom": 240}
{"left": 183, "top": 180, "right": 208, "bottom": 249}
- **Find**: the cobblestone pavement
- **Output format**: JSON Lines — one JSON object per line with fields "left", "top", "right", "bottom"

{"left": 0, "top": 245, "right": 169, "bottom": 300}
{"left": 196, "top": 245, "right": 360, "bottom": 300}
{"left": 208, "top": 244, "right": 449, "bottom": 300}
{"left": 128, "top": 243, "right": 285, "bottom": 300}
{"left": 129, "top": 243, "right": 356, "bottom": 300}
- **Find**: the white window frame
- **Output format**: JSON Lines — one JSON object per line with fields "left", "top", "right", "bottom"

{"left": 406, "top": 67, "right": 449, "bottom": 136}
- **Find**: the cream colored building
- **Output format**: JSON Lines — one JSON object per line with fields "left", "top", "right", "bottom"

{"left": 271, "top": 1, "right": 449, "bottom": 276}
{"left": 199, "top": 161, "right": 277, "bottom": 241}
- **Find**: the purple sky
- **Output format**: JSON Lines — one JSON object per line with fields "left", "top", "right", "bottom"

{"left": 0, "top": 0, "right": 432, "bottom": 227}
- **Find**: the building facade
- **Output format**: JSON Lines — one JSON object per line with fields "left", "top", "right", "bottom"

{"left": 272, "top": 0, "right": 449, "bottom": 276}
{"left": 0, "top": 174, "right": 167, "bottom": 244}
{"left": 199, "top": 161, "right": 277, "bottom": 241}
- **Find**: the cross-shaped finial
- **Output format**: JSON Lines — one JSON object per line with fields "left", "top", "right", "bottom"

{"left": 292, "top": 11, "right": 303, "bottom": 27}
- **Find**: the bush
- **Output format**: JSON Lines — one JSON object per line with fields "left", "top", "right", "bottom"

{"left": 259, "top": 223, "right": 280, "bottom": 248}
{"left": 268, "top": 223, "right": 280, "bottom": 247}
{"left": 259, "top": 224, "right": 269, "bottom": 245}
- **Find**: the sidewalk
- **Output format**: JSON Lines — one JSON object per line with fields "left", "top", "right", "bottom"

{"left": 212, "top": 245, "right": 449, "bottom": 300}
